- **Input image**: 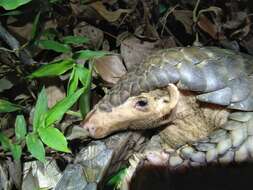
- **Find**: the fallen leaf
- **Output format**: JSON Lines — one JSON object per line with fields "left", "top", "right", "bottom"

{"left": 90, "top": 1, "right": 131, "bottom": 22}
{"left": 197, "top": 15, "right": 225, "bottom": 40}
{"left": 173, "top": 10, "right": 193, "bottom": 34}
{"left": 120, "top": 36, "right": 171, "bottom": 71}
{"left": 41, "top": 78, "right": 66, "bottom": 109}
{"left": 74, "top": 22, "right": 104, "bottom": 49}
{"left": 94, "top": 55, "right": 126, "bottom": 84}
{"left": 0, "top": 77, "right": 13, "bottom": 92}
{"left": 46, "top": 85, "right": 66, "bottom": 109}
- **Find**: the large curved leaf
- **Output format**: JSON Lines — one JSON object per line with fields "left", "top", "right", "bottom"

{"left": 39, "top": 40, "right": 71, "bottom": 53}
{"left": 28, "top": 59, "right": 74, "bottom": 78}
{"left": 38, "top": 127, "right": 70, "bottom": 153}
{"left": 15, "top": 115, "right": 27, "bottom": 141}
{"left": 33, "top": 87, "right": 48, "bottom": 131}
{"left": 0, "top": 99, "right": 21, "bottom": 113}
{"left": 45, "top": 87, "right": 84, "bottom": 126}
{"left": 26, "top": 134, "right": 45, "bottom": 162}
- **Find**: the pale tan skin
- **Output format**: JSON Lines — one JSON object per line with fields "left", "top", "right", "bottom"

{"left": 82, "top": 84, "right": 179, "bottom": 138}
{"left": 160, "top": 89, "right": 230, "bottom": 148}
{"left": 82, "top": 84, "right": 230, "bottom": 148}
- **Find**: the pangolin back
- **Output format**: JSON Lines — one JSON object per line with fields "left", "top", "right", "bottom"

{"left": 98, "top": 46, "right": 253, "bottom": 112}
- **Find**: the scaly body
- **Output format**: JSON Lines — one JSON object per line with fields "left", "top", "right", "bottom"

{"left": 81, "top": 46, "right": 253, "bottom": 190}
{"left": 83, "top": 46, "right": 253, "bottom": 139}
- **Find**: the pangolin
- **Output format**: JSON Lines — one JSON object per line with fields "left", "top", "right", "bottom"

{"left": 81, "top": 46, "right": 253, "bottom": 190}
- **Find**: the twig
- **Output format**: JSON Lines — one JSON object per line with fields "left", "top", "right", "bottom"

{"left": 156, "top": 4, "right": 183, "bottom": 46}
{"left": 192, "top": 0, "right": 202, "bottom": 46}
{"left": 159, "top": 4, "right": 179, "bottom": 35}
{"left": 193, "top": 0, "right": 201, "bottom": 23}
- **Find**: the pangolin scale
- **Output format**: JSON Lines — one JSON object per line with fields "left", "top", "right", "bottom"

{"left": 98, "top": 46, "right": 253, "bottom": 112}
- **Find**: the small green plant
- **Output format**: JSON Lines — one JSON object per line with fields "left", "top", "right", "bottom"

{"left": 29, "top": 34, "right": 110, "bottom": 117}
{"left": 0, "top": 101, "right": 24, "bottom": 160}
{"left": 0, "top": 47, "right": 109, "bottom": 162}
{"left": 0, "top": 115, "right": 25, "bottom": 160}
{"left": 0, "top": 12, "right": 109, "bottom": 161}
{"left": 0, "top": 87, "right": 84, "bottom": 162}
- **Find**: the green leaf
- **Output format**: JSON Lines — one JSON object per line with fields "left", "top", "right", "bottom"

{"left": 76, "top": 65, "right": 92, "bottom": 117}
{"left": 0, "top": 99, "right": 21, "bottom": 113}
{"left": 79, "top": 92, "right": 90, "bottom": 118}
{"left": 26, "top": 134, "right": 45, "bottom": 162}
{"left": 30, "top": 11, "right": 41, "bottom": 41}
{"left": 107, "top": 167, "right": 127, "bottom": 189}
{"left": 73, "top": 50, "right": 110, "bottom": 60}
{"left": 15, "top": 115, "right": 27, "bottom": 141}
{"left": 0, "top": 10, "right": 23, "bottom": 16}
{"left": 67, "top": 67, "right": 79, "bottom": 96}
{"left": 39, "top": 40, "right": 71, "bottom": 53}
{"left": 49, "top": 0, "right": 63, "bottom": 3}
{"left": 28, "top": 59, "right": 74, "bottom": 78}
{"left": 0, "top": 131, "right": 11, "bottom": 151}
{"left": 38, "top": 127, "right": 70, "bottom": 152}
{"left": 62, "top": 36, "right": 89, "bottom": 45}
{"left": 159, "top": 4, "right": 168, "bottom": 14}
{"left": 45, "top": 87, "right": 84, "bottom": 126}
{"left": 10, "top": 144, "right": 22, "bottom": 160}
{"left": 33, "top": 87, "right": 48, "bottom": 131}
{"left": 0, "top": 0, "right": 32, "bottom": 10}
{"left": 75, "top": 64, "right": 90, "bottom": 86}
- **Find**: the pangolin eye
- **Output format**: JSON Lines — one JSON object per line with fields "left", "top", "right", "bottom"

{"left": 134, "top": 97, "right": 149, "bottom": 111}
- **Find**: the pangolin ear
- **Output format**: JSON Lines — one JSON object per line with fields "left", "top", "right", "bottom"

{"left": 166, "top": 83, "right": 179, "bottom": 109}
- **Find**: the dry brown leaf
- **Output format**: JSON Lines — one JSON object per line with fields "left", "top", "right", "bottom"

{"left": 197, "top": 15, "right": 225, "bottom": 40}
{"left": 173, "top": 10, "right": 193, "bottom": 34}
{"left": 70, "top": 0, "right": 86, "bottom": 15}
{"left": 45, "top": 83, "right": 66, "bottom": 108}
{"left": 94, "top": 55, "right": 126, "bottom": 84}
{"left": 223, "top": 11, "right": 247, "bottom": 30}
{"left": 7, "top": 18, "right": 57, "bottom": 43}
{"left": 7, "top": 21, "right": 33, "bottom": 42}
{"left": 229, "top": 17, "right": 251, "bottom": 40}
{"left": 90, "top": 1, "right": 131, "bottom": 22}
{"left": 120, "top": 36, "right": 166, "bottom": 71}
{"left": 74, "top": 22, "right": 104, "bottom": 49}
{"left": 159, "top": 36, "right": 177, "bottom": 49}
{"left": 70, "top": 0, "right": 103, "bottom": 21}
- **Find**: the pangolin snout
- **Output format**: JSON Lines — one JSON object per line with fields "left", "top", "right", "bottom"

{"left": 81, "top": 109, "right": 106, "bottom": 138}
{"left": 82, "top": 123, "right": 102, "bottom": 138}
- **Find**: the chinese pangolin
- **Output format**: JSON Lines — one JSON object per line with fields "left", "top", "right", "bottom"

{"left": 81, "top": 46, "right": 253, "bottom": 190}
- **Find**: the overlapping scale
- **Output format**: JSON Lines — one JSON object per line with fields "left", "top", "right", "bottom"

{"left": 96, "top": 46, "right": 253, "bottom": 112}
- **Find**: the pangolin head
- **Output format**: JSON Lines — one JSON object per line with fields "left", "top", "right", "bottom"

{"left": 81, "top": 84, "right": 179, "bottom": 138}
